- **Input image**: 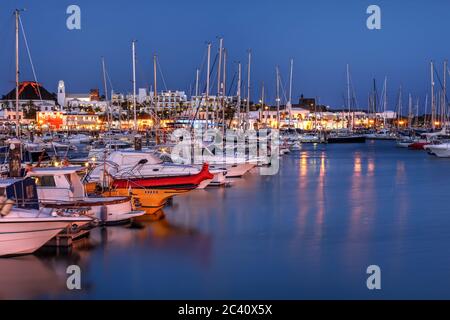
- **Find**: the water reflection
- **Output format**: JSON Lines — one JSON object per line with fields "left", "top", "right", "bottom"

{"left": 394, "top": 161, "right": 409, "bottom": 232}
{"left": 300, "top": 152, "right": 308, "bottom": 178}
{"left": 367, "top": 158, "right": 375, "bottom": 177}
{"left": 0, "top": 256, "right": 66, "bottom": 299}
{"left": 315, "top": 152, "right": 326, "bottom": 231}
{"left": 345, "top": 151, "right": 377, "bottom": 268}
{"left": 5, "top": 141, "right": 450, "bottom": 299}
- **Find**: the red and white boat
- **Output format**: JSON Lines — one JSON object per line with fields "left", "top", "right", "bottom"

{"left": 408, "top": 130, "right": 449, "bottom": 150}
{"left": 408, "top": 139, "right": 430, "bottom": 150}
{"left": 87, "top": 151, "right": 219, "bottom": 189}
{"left": 111, "top": 162, "right": 213, "bottom": 190}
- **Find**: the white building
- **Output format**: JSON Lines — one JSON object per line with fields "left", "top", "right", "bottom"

{"left": 0, "top": 109, "right": 25, "bottom": 123}
{"left": 1, "top": 81, "right": 56, "bottom": 112}
{"left": 57, "top": 80, "right": 108, "bottom": 113}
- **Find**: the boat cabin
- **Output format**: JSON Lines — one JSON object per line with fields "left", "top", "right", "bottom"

{"left": 0, "top": 177, "right": 39, "bottom": 210}
{"left": 26, "top": 166, "right": 85, "bottom": 201}
{"left": 107, "top": 151, "right": 162, "bottom": 167}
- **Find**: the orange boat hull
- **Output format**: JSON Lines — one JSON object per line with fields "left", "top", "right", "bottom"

{"left": 103, "top": 188, "right": 191, "bottom": 215}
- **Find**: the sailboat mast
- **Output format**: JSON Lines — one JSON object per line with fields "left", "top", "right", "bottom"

{"left": 153, "top": 54, "right": 158, "bottom": 115}
{"left": 101, "top": 57, "right": 110, "bottom": 130}
{"left": 383, "top": 77, "right": 387, "bottom": 128}
{"left": 398, "top": 86, "right": 403, "bottom": 129}
{"left": 261, "top": 82, "right": 265, "bottom": 126}
{"left": 346, "top": 64, "right": 354, "bottom": 130}
{"left": 237, "top": 62, "right": 241, "bottom": 128}
{"left": 408, "top": 93, "right": 412, "bottom": 129}
{"left": 15, "top": 9, "right": 20, "bottom": 137}
{"left": 431, "top": 60, "right": 435, "bottom": 130}
{"left": 246, "top": 50, "right": 251, "bottom": 129}
{"left": 216, "top": 38, "right": 223, "bottom": 128}
{"left": 194, "top": 68, "right": 199, "bottom": 120}
{"left": 205, "top": 43, "right": 211, "bottom": 130}
{"left": 415, "top": 97, "right": 419, "bottom": 127}
{"left": 132, "top": 40, "right": 137, "bottom": 131}
{"left": 444, "top": 59, "right": 447, "bottom": 130}
{"left": 276, "top": 66, "right": 280, "bottom": 129}
{"left": 195, "top": 69, "right": 199, "bottom": 97}
{"left": 222, "top": 49, "right": 227, "bottom": 134}
{"left": 373, "top": 79, "right": 377, "bottom": 115}
{"left": 288, "top": 58, "right": 293, "bottom": 129}
{"left": 346, "top": 64, "right": 351, "bottom": 113}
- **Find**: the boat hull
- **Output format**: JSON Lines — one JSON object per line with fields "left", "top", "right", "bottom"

{"left": 327, "top": 136, "right": 366, "bottom": 143}
{"left": 396, "top": 141, "right": 413, "bottom": 148}
{"left": 0, "top": 221, "right": 68, "bottom": 257}
{"left": 408, "top": 142, "right": 429, "bottom": 150}
{"left": 425, "top": 145, "right": 450, "bottom": 157}
{"left": 197, "top": 171, "right": 227, "bottom": 189}
{"left": 42, "top": 197, "right": 144, "bottom": 224}
{"left": 111, "top": 163, "right": 213, "bottom": 189}
{"left": 105, "top": 188, "right": 190, "bottom": 215}
{"left": 226, "top": 163, "right": 255, "bottom": 178}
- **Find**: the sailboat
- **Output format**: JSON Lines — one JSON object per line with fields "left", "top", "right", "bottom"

{"left": 327, "top": 65, "right": 366, "bottom": 143}
{"left": 365, "top": 77, "right": 397, "bottom": 140}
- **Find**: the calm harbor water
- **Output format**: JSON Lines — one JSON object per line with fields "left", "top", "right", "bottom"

{"left": 2, "top": 140, "right": 450, "bottom": 299}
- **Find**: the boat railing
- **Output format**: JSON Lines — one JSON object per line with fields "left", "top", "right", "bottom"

{"left": 114, "top": 164, "right": 198, "bottom": 180}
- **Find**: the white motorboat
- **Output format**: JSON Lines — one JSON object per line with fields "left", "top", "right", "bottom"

{"left": 0, "top": 178, "right": 93, "bottom": 257}
{"left": 396, "top": 137, "right": 415, "bottom": 148}
{"left": 87, "top": 150, "right": 226, "bottom": 188}
{"left": 198, "top": 143, "right": 261, "bottom": 177}
{"left": 299, "top": 133, "right": 321, "bottom": 143}
{"left": 67, "top": 133, "right": 93, "bottom": 144}
{"left": 50, "top": 142, "right": 77, "bottom": 151}
{"left": 191, "top": 152, "right": 256, "bottom": 178}
{"left": 424, "top": 143, "right": 450, "bottom": 157}
{"left": 87, "top": 141, "right": 134, "bottom": 160}
{"left": 290, "top": 142, "right": 301, "bottom": 151}
{"left": 365, "top": 129, "right": 397, "bottom": 140}
{"left": 26, "top": 166, "right": 145, "bottom": 224}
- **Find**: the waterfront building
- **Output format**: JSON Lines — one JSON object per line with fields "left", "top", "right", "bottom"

{"left": 154, "top": 90, "right": 188, "bottom": 110}
{"left": 57, "top": 80, "right": 108, "bottom": 113}
{"left": 36, "top": 110, "right": 100, "bottom": 131}
{"left": 1, "top": 81, "right": 57, "bottom": 112}
{"left": 0, "top": 109, "right": 29, "bottom": 128}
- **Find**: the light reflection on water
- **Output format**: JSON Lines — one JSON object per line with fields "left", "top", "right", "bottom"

{"left": 3, "top": 140, "right": 450, "bottom": 299}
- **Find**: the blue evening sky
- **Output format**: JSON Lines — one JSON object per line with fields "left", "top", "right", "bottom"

{"left": 0, "top": 0, "right": 448, "bottom": 111}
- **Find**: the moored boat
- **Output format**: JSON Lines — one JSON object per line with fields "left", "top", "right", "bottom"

{"left": 327, "top": 134, "right": 366, "bottom": 143}
{"left": 26, "top": 166, "right": 145, "bottom": 224}
{"left": 104, "top": 163, "right": 213, "bottom": 214}
{"left": 0, "top": 177, "right": 93, "bottom": 257}
{"left": 424, "top": 143, "right": 450, "bottom": 157}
